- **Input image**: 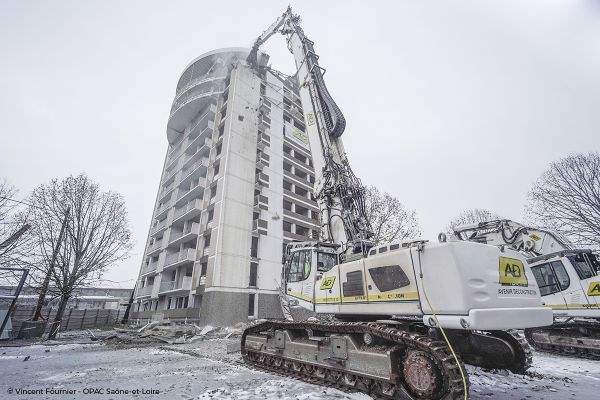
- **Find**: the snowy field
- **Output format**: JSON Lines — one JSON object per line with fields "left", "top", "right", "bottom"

{"left": 0, "top": 337, "right": 598, "bottom": 399}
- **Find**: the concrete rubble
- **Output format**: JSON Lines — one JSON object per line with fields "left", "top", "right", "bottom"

{"left": 112, "top": 321, "right": 248, "bottom": 345}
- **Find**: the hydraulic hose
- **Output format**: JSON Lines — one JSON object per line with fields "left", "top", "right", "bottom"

{"left": 294, "top": 25, "right": 346, "bottom": 138}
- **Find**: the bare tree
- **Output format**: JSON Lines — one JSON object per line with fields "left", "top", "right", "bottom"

{"left": 364, "top": 186, "right": 421, "bottom": 245}
{"left": 0, "top": 180, "right": 33, "bottom": 269}
{"left": 526, "top": 152, "right": 600, "bottom": 248}
{"left": 446, "top": 208, "right": 503, "bottom": 234}
{"left": 28, "top": 174, "right": 133, "bottom": 338}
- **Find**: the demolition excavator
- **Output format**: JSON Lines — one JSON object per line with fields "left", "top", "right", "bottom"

{"left": 241, "top": 8, "right": 553, "bottom": 399}
{"left": 453, "top": 219, "right": 600, "bottom": 359}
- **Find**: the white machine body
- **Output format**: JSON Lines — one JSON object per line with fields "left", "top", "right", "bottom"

{"left": 284, "top": 240, "right": 553, "bottom": 330}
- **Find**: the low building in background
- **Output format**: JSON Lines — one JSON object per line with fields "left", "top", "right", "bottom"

{"left": 0, "top": 286, "right": 132, "bottom": 310}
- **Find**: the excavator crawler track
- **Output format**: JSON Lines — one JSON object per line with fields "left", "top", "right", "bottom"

{"left": 241, "top": 321, "right": 468, "bottom": 400}
{"left": 490, "top": 329, "right": 532, "bottom": 374}
{"left": 525, "top": 321, "right": 600, "bottom": 360}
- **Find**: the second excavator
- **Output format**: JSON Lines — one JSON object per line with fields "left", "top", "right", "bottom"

{"left": 454, "top": 219, "right": 600, "bottom": 359}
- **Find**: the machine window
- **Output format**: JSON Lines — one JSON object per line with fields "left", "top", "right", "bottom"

{"left": 568, "top": 254, "right": 597, "bottom": 280}
{"left": 287, "top": 252, "right": 302, "bottom": 282}
{"left": 551, "top": 261, "right": 570, "bottom": 290}
{"left": 302, "top": 251, "right": 312, "bottom": 280}
{"left": 368, "top": 265, "right": 411, "bottom": 292}
{"left": 531, "top": 264, "right": 560, "bottom": 296}
{"left": 588, "top": 253, "right": 600, "bottom": 274}
{"left": 317, "top": 252, "right": 336, "bottom": 272}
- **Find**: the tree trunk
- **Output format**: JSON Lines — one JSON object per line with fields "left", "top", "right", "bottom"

{"left": 48, "top": 295, "right": 70, "bottom": 339}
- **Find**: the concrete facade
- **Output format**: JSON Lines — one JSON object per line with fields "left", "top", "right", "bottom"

{"left": 132, "top": 48, "right": 319, "bottom": 326}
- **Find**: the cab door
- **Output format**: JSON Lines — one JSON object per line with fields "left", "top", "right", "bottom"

{"left": 530, "top": 262, "right": 568, "bottom": 311}
{"left": 285, "top": 250, "right": 315, "bottom": 310}
{"left": 555, "top": 257, "right": 592, "bottom": 309}
{"left": 300, "top": 250, "right": 316, "bottom": 309}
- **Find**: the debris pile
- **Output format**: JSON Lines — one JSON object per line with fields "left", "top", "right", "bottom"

{"left": 112, "top": 321, "right": 248, "bottom": 345}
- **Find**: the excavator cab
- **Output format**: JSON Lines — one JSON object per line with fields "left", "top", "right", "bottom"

{"left": 529, "top": 250, "right": 600, "bottom": 313}
{"left": 282, "top": 242, "right": 339, "bottom": 311}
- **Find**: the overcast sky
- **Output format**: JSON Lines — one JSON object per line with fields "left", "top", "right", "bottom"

{"left": 1, "top": 0, "right": 599, "bottom": 288}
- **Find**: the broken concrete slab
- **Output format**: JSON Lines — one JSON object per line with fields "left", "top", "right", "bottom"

{"left": 226, "top": 342, "right": 241, "bottom": 353}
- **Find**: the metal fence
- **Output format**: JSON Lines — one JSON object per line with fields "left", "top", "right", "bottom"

{"left": 6, "top": 305, "right": 123, "bottom": 338}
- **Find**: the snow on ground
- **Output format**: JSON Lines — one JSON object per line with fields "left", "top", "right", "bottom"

{"left": 0, "top": 336, "right": 599, "bottom": 399}
{"left": 197, "top": 379, "right": 371, "bottom": 400}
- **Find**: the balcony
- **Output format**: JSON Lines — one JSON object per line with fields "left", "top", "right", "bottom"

{"left": 254, "top": 194, "right": 268, "bottom": 211}
{"left": 186, "top": 126, "right": 213, "bottom": 155}
{"left": 146, "top": 239, "right": 163, "bottom": 257}
{"left": 156, "top": 200, "right": 172, "bottom": 220}
{"left": 255, "top": 172, "right": 269, "bottom": 187}
{"left": 175, "top": 179, "right": 206, "bottom": 207}
{"left": 259, "top": 99, "right": 271, "bottom": 113}
{"left": 257, "top": 132, "right": 270, "bottom": 150}
{"left": 258, "top": 119, "right": 270, "bottom": 133}
{"left": 150, "top": 219, "right": 168, "bottom": 237}
{"left": 168, "top": 85, "right": 223, "bottom": 144}
{"left": 180, "top": 158, "right": 209, "bottom": 187}
{"left": 283, "top": 103, "right": 304, "bottom": 122}
{"left": 168, "top": 223, "right": 200, "bottom": 248}
{"left": 137, "top": 285, "right": 153, "bottom": 297}
{"left": 252, "top": 219, "right": 268, "bottom": 235}
{"left": 172, "top": 199, "right": 202, "bottom": 225}
{"left": 158, "top": 181, "right": 177, "bottom": 203}
{"left": 163, "top": 248, "right": 195, "bottom": 270}
{"left": 159, "top": 280, "right": 176, "bottom": 293}
{"left": 175, "top": 74, "right": 227, "bottom": 99}
{"left": 162, "top": 167, "right": 180, "bottom": 186}
{"left": 141, "top": 261, "right": 158, "bottom": 276}
{"left": 159, "top": 276, "right": 193, "bottom": 294}
{"left": 283, "top": 209, "right": 320, "bottom": 227}
{"left": 202, "top": 219, "right": 213, "bottom": 234}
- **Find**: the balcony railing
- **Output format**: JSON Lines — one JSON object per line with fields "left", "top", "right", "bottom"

{"left": 159, "top": 280, "right": 176, "bottom": 293}
{"left": 137, "top": 285, "right": 153, "bottom": 296}
{"left": 159, "top": 276, "right": 192, "bottom": 294}
{"left": 181, "top": 158, "right": 209, "bottom": 181}
{"left": 162, "top": 166, "right": 179, "bottom": 184}
{"left": 254, "top": 194, "right": 268, "bottom": 208}
{"left": 169, "top": 223, "right": 200, "bottom": 244}
{"left": 176, "top": 179, "right": 206, "bottom": 205}
{"left": 252, "top": 219, "right": 268, "bottom": 233}
{"left": 151, "top": 219, "right": 167, "bottom": 235}
{"left": 146, "top": 239, "right": 163, "bottom": 255}
{"left": 159, "top": 181, "right": 176, "bottom": 200}
{"left": 255, "top": 172, "right": 269, "bottom": 186}
{"left": 202, "top": 219, "right": 213, "bottom": 233}
{"left": 175, "top": 74, "right": 227, "bottom": 98}
{"left": 164, "top": 248, "right": 195, "bottom": 267}
{"left": 156, "top": 200, "right": 172, "bottom": 217}
{"left": 171, "top": 83, "right": 226, "bottom": 115}
{"left": 141, "top": 261, "right": 158, "bottom": 275}
{"left": 174, "top": 198, "right": 202, "bottom": 220}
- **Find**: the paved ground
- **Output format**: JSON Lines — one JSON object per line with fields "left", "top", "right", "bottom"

{"left": 0, "top": 334, "right": 598, "bottom": 399}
